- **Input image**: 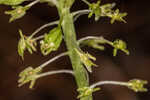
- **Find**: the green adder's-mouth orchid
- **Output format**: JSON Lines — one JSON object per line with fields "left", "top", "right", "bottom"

{"left": 18, "top": 67, "right": 42, "bottom": 89}
{"left": 127, "top": 79, "right": 148, "bottom": 92}
{"left": 5, "top": 6, "right": 29, "bottom": 22}
{"left": 0, "top": 0, "right": 148, "bottom": 100}
{"left": 88, "top": 0, "right": 101, "bottom": 21}
{"left": 112, "top": 39, "right": 129, "bottom": 56}
{"left": 108, "top": 9, "right": 127, "bottom": 24}
{"left": 75, "top": 49, "right": 97, "bottom": 73}
{"left": 18, "top": 30, "right": 37, "bottom": 60}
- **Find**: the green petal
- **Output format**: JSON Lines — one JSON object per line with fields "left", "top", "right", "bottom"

{"left": 18, "top": 30, "right": 26, "bottom": 60}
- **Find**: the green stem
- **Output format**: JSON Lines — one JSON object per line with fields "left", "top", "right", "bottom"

{"left": 56, "top": 1, "right": 92, "bottom": 100}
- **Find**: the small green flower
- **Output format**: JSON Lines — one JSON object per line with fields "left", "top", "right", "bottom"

{"left": 75, "top": 49, "right": 97, "bottom": 72}
{"left": 77, "top": 87, "right": 100, "bottom": 98}
{"left": 18, "top": 30, "right": 37, "bottom": 60}
{"left": 0, "top": 0, "right": 26, "bottom": 6}
{"left": 112, "top": 39, "right": 129, "bottom": 56}
{"left": 88, "top": 0, "right": 101, "bottom": 21}
{"left": 127, "top": 79, "right": 148, "bottom": 92}
{"left": 5, "top": 6, "right": 29, "bottom": 22}
{"left": 18, "top": 66, "right": 42, "bottom": 89}
{"left": 40, "top": 27, "right": 62, "bottom": 56}
{"left": 108, "top": 9, "right": 127, "bottom": 24}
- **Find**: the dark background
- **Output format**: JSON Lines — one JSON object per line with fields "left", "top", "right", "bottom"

{"left": 0, "top": 0, "right": 150, "bottom": 100}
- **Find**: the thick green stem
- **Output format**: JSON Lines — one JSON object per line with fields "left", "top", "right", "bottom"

{"left": 56, "top": 1, "right": 92, "bottom": 100}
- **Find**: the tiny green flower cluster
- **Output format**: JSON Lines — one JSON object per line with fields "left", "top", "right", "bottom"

{"left": 88, "top": 0, "right": 101, "bottom": 21}
{"left": 18, "top": 26, "right": 63, "bottom": 58}
{"left": 87, "top": 0, "right": 127, "bottom": 24}
{"left": 81, "top": 37, "right": 129, "bottom": 56}
{"left": 127, "top": 79, "right": 148, "bottom": 92}
{"left": 18, "top": 67, "right": 42, "bottom": 89}
{"left": 112, "top": 39, "right": 129, "bottom": 56}
{"left": 75, "top": 49, "right": 97, "bottom": 72}
{"left": 18, "top": 30, "right": 37, "bottom": 60}
{"left": 5, "top": 6, "right": 29, "bottom": 22}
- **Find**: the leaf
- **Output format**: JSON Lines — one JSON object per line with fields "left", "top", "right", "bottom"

{"left": 5, "top": 6, "right": 29, "bottom": 22}
{"left": 0, "top": 0, "right": 27, "bottom": 6}
{"left": 40, "top": 27, "right": 62, "bottom": 55}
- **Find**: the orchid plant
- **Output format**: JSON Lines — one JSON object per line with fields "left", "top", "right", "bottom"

{"left": 0, "top": 0, "right": 148, "bottom": 100}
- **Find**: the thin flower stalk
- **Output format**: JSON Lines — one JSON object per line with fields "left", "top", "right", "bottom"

{"left": 36, "top": 70, "right": 74, "bottom": 78}
{"left": 90, "top": 80, "right": 128, "bottom": 89}
{"left": 30, "top": 20, "right": 59, "bottom": 38}
{"left": 39, "top": 52, "right": 68, "bottom": 68}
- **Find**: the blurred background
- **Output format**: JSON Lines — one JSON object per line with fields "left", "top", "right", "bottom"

{"left": 0, "top": 0, "right": 150, "bottom": 100}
